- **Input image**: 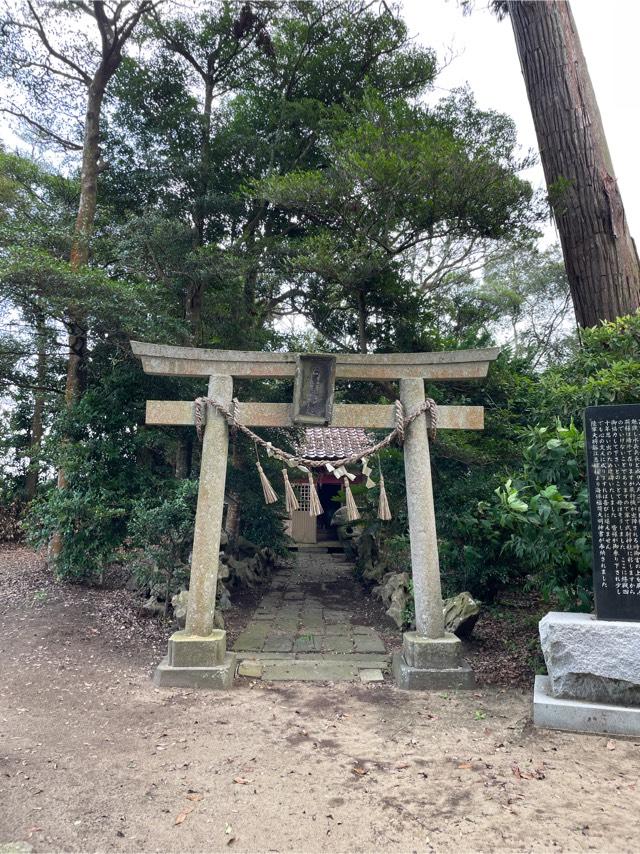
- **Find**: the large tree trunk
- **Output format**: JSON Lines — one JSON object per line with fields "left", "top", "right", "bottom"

{"left": 50, "top": 82, "right": 104, "bottom": 557}
{"left": 65, "top": 83, "right": 104, "bottom": 402}
{"left": 356, "top": 289, "right": 368, "bottom": 353}
{"left": 507, "top": 0, "right": 640, "bottom": 327}
{"left": 24, "top": 312, "right": 47, "bottom": 501}
{"left": 185, "top": 77, "right": 215, "bottom": 345}
{"left": 174, "top": 434, "right": 192, "bottom": 479}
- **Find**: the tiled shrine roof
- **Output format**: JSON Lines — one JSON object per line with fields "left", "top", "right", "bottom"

{"left": 300, "top": 427, "right": 373, "bottom": 460}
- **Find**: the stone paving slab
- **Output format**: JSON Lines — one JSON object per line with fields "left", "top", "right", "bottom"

{"left": 353, "top": 636, "right": 386, "bottom": 654}
{"left": 263, "top": 636, "right": 294, "bottom": 653}
{"left": 262, "top": 661, "right": 359, "bottom": 682}
{"left": 359, "top": 668, "right": 385, "bottom": 683}
{"left": 323, "top": 636, "right": 353, "bottom": 654}
{"left": 231, "top": 550, "right": 389, "bottom": 680}
{"left": 236, "top": 652, "right": 390, "bottom": 667}
{"left": 293, "top": 635, "right": 320, "bottom": 653}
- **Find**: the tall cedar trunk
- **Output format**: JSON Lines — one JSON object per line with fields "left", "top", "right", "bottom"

{"left": 177, "top": 76, "right": 214, "bottom": 479}
{"left": 50, "top": 82, "right": 105, "bottom": 558}
{"left": 185, "top": 77, "right": 214, "bottom": 345}
{"left": 507, "top": 0, "right": 640, "bottom": 327}
{"left": 24, "top": 312, "right": 47, "bottom": 501}
{"left": 224, "top": 433, "right": 242, "bottom": 543}
{"left": 356, "top": 289, "right": 368, "bottom": 353}
{"left": 174, "top": 434, "right": 192, "bottom": 479}
{"left": 66, "top": 83, "right": 104, "bottom": 403}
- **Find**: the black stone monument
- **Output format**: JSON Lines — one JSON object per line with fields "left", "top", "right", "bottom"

{"left": 585, "top": 404, "right": 640, "bottom": 621}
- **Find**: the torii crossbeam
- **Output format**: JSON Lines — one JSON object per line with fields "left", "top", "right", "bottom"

{"left": 131, "top": 341, "right": 500, "bottom": 689}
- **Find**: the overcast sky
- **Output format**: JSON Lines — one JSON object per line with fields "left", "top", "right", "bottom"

{"left": 402, "top": 0, "right": 640, "bottom": 242}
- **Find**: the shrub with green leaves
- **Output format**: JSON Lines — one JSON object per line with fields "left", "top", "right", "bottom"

{"left": 127, "top": 479, "right": 198, "bottom": 608}
{"left": 23, "top": 358, "right": 173, "bottom": 582}
{"left": 482, "top": 422, "right": 591, "bottom": 609}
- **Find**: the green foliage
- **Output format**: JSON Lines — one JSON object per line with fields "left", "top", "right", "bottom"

{"left": 128, "top": 479, "right": 198, "bottom": 601}
{"left": 480, "top": 423, "right": 591, "bottom": 609}
{"left": 539, "top": 313, "right": 640, "bottom": 418}
{"left": 478, "top": 245, "right": 573, "bottom": 366}
{"left": 7, "top": 1, "right": 632, "bottom": 618}
{"left": 433, "top": 315, "right": 640, "bottom": 608}
{"left": 226, "top": 437, "right": 292, "bottom": 555}
{"left": 23, "top": 359, "right": 173, "bottom": 581}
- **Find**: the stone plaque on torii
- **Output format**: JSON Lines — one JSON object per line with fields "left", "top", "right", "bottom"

{"left": 131, "top": 340, "right": 499, "bottom": 689}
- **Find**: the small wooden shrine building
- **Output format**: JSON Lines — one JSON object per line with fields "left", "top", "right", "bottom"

{"left": 286, "top": 427, "right": 371, "bottom": 544}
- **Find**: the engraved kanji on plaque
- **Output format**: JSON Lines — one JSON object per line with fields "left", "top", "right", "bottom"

{"left": 292, "top": 354, "right": 336, "bottom": 426}
{"left": 585, "top": 404, "right": 640, "bottom": 621}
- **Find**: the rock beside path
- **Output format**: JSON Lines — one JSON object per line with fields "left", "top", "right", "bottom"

{"left": 374, "top": 572, "right": 480, "bottom": 636}
{"left": 443, "top": 591, "right": 481, "bottom": 639}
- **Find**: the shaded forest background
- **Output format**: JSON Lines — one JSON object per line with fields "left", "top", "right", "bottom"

{"left": 1, "top": 0, "right": 639, "bottom": 615}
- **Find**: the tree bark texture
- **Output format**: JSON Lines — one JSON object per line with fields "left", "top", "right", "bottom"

{"left": 508, "top": 0, "right": 640, "bottom": 327}
{"left": 356, "top": 289, "right": 368, "bottom": 354}
{"left": 65, "top": 83, "right": 104, "bottom": 404}
{"left": 24, "top": 312, "right": 47, "bottom": 501}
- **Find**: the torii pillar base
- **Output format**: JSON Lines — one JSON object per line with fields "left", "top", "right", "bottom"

{"left": 393, "top": 632, "right": 475, "bottom": 691}
{"left": 152, "top": 630, "right": 236, "bottom": 689}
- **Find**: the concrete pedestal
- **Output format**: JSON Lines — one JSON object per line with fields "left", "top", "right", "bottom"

{"left": 153, "top": 630, "right": 236, "bottom": 689}
{"left": 393, "top": 631, "right": 474, "bottom": 690}
{"left": 534, "top": 675, "right": 640, "bottom": 736}
{"left": 534, "top": 612, "right": 640, "bottom": 735}
{"left": 539, "top": 612, "right": 640, "bottom": 706}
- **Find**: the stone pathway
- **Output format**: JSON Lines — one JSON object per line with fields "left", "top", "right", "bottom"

{"left": 232, "top": 549, "right": 390, "bottom": 682}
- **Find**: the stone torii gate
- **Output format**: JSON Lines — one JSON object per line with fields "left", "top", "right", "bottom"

{"left": 131, "top": 341, "right": 499, "bottom": 689}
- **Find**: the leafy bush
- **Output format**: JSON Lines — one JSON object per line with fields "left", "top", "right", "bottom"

{"left": 481, "top": 422, "right": 591, "bottom": 609}
{"left": 25, "top": 483, "right": 129, "bottom": 582}
{"left": 127, "top": 479, "right": 197, "bottom": 607}
{"left": 24, "top": 359, "right": 172, "bottom": 581}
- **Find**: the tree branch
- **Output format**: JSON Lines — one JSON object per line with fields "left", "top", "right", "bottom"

{"left": 0, "top": 105, "right": 83, "bottom": 150}
{"left": 25, "top": 1, "right": 91, "bottom": 83}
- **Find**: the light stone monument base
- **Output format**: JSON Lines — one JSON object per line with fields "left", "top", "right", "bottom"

{"left": 533, "top": 612, "right": 640, "bottom": 736}
{"left": 393, "top": 631, "right": 475, "bottom": 690}
{"left": 534, "top": 675, "right": 640, "bottom": 736}
{"left": 152, "top": 629, "right": 236, "bottom": 689}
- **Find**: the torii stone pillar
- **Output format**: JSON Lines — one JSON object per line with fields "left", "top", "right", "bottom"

{"left": 154, "top": 374, "right": 237, "bottom": 689}
{"left": 131, "top": 340, "right": 498, "bottom": 689}
{"left": 393, "top": 378, "right": 474, "bottom": 689}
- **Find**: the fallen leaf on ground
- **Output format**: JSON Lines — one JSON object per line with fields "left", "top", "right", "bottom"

{"left": 175, "top": 806, "right": 194, "bottom": 825}
{"left": 512, "top": 763, "right": 546, "bottom": 780}
{"left": 352, "top": 766, "right": 368, "bottom": 776}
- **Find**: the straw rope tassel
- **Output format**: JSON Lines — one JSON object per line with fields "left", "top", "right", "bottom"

{"left": 344, "top": 476, "right": 361, "bottom": 522}
{"left": 282, "top": 469, "right": 299, "bottom": 512}
{"left": 307, "top": 472, "right": 323, "bottom": 517}
{"left": 256, "top": 461, "right": 278, "bottom": 504}
{"left": 377, "top": 472, "right": 392, "bottom": 521}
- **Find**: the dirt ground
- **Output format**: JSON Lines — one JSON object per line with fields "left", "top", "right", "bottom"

{"left": 2, "top": 545, "right": 640, "bottom": 853}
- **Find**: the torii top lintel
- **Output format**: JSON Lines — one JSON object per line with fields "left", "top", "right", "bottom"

{"left": 130, "top": 341, "right": 500, "bottom": 382}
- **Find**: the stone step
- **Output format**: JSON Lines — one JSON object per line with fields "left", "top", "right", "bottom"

{"left": 236, "top": 657, "right": 388, "bottom": 683}
{"left": 236, "top": 652, "right": 391, "bottom": 666}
